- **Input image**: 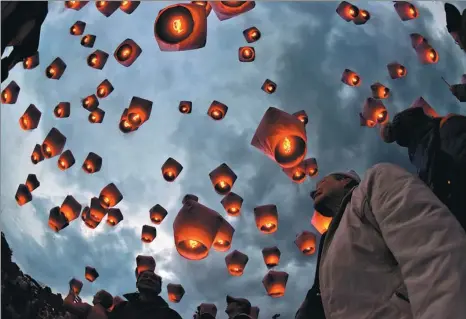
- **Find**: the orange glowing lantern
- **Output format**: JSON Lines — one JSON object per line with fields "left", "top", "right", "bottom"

{"left": 127, "top": 96, "right": 153, "bottom": 129}
{"left": 85, "top": 266, "right": 99, "bottom": 282}
{"left": 336, "top": 1, "right": 359, "bottom": 22}
{"left": 81, "top": 34, "right": 96, "bottom": 48}
{"left": 15, "top": 184, "right": 32, "bottom": 206}
{"left": 370, "top": 82, "right": 390, "bottom": 99}
{"left": 25, "top": 174, "right": 40, "bottom": 192}
{"left": 58, "top": 150, "right": 75, "bottom": 171}
{"left": 225, "top": 249, "right": 249, "bottom": 276}
{"left": 353, "top": 9, "right": 370, "bottom": 25}
{"left": 250, "top": 306, "right": 260, "bottom": 319}
{"left": 60, "top": 195, "right": 82, "bottom": 222}
{"left": 48, "top": 206, "right": 69, "bottom": 232}
{"left": 82, "top": 94, "right": 99, "bottom": 112}
{"left": 210, "top": 1, "right": 255, "bottom": 21}
{"left": 410, "top": 33, "right": 428, "bottom": 49}
{"left": 251, "top": 107, "right": 307, "bottom": 168}
{"left": 182, "top": 194, "right": 198, "bottom": 204}
{"left": 150, "top": 204, "right": 168, "bottom": 225}
{"left": 87, "top": 50, "right": 109, "bottom": 70}
{"left": 99, "top": 183, "right": 123, "bottom": 209}
{"left": 387, "top": 61, "right": 407, "bottom": 79}
{"left": 220, "top": 192, "right": 243, "bottom": 216}
{"left": 135, "top": 255, "right": 156, "bottom": 277}
{"left": 107, "top": 208, "right": 123, "bottom": 226}
{"left": 243, "top": 26, "right": 261, "bottom": 43}
{"left": 96, "top": 79, "right": 114, "bottom": 98}
{"left": 154, "top": 3, "right": 207, "bottom": 52}
{"left": 198, "top": 303, "right": 217, "bottom": 317}
{"left": 41, "top": 128, "right": 67, "bottom": 159}
{"left": 81, "top": 207, "right": 100, "bottom": 229}
{"left": 360, "top": 98, "right": 389, "bottom": 128}
{"left": 209, "top": 163, "right": 237, "bottom": 195}
{"left": 262, "top": 270, "right": 288, "bottom": 298}
{"left": 394, "top": 1, "right": 418, "bottom": 21}
{"left": 292, "top": 110, "right": 308, "bottom": 125}
{"left": 207, "top": 100, "right": 228, "bottom": 120}
{"left": 119, "top": 108, "right": 139, "bottom": 133}
{"left": 262, "top": 246, "right": 281, "bottom": 269}
{"left": 45, "top": 57, "right": 66, "bottom": 80}
{"left": 89, "top": 197, "right": 107, "bottom": 223}
{"left": 114, "top": 39, "right": 142, "bottom": 67}
{"left": 70, "top": 21, "right": 86, "bottom": 36}
{"left": 69, "top": 278, "right": 83, "bottom": 295}
{"left": 120, "top": 1, "right": 140, "bottom": 14}
{"left": 213, "top": 217, "right": 235, "bottom": 252}
{"left": 1, "top": 80, "right": 20, "bottom": 104}
{"left": 95, "top": 1, "right": 120, "bottom": 17}
{"left": 254, "top": 204, "right": 278, "bottom": 234}
{"left": 54, "top": 102, "right": 71, "bottom": 118}
{"left": 31, "top": 144, "right": 44, "bottom": 165}
{"left": 161, "top": 157, "right": 183, "bottom": 182}
{"left": 191, "top": 1, "right": 212, "bottom": 16}
{"left": 415, "top": 42, "right": 439, "bottom": 64}
{"left": 89, "top": 109, "right": 105, "bottom": 124}
{"left": 19, "top": 104, "right": 41, "bottom": 131}
{"left": 294, "top": 231, "right": 316, "bottom": 255}
{"left": 141, "top": 225, "right": 157, "bottom": 243}
{"left": 283, "top": 161, "right": 307, "bottom": 184}
{"left": 341, "top": 69, "right": 361, "bottom": 87}
{"left": 239, "top": 46, "right": 255, "bottom": 62}
{"left": 173, "top": 200, "right": 223, "bottom": 260}
{"left": 167, "top": 283, "right": 185, "bottom": 303}
{"left": 303, "top": 157, "right": 318, "bottom": 177}
{"left": 82, "top": 152, "right": 102, "bottom": 174}
{"left": 311, "top": 210, "right": 332, "bottom": 234}
{"left": 65, "top": 1, "right": 88, "bottom": 10}
{"left": 261, "top": 79, "right": 277, "bottom": 94}
{"left": 179, "top": 101, "right": 192, "bottom": 114}
{"left": 23, "top": 52, "right": 39, "bottom": 70}
{"left": 409, "top": 97, "right": 439, "bottom": 118}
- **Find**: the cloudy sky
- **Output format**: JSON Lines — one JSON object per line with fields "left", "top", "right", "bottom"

{"left": 1, "top": 1, "right": 465, "bottom": 318}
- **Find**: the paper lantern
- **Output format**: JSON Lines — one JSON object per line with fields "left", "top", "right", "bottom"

{"left": 254, "top": 205, "right": 278, "bottom": 234}
{"left": 150, "top": 204, "right": 168, "bottom": 225}
{"left": 99, "top": 183, "right": 123, "bottom": 208}
{"left": 82, "top": 94, "right": 99, "bottom": 111}
{"left": 161, "top": 157, "right": 183, "bottom": 182}
{"left": 69, "top": 278, "right": 83, "bottom": 295}
{"left": 207, "top": 100, "right": 228, "bottom": 120}
{"left": 282, "top": 161, "right": 307, "bottom": 184}
{"left": 262, "top": 246, "right": 281, "bottom": 268}
{"left": 191, "top": 1, "right": 212, "bottom": 16}
{"left": 212, "top": 217, "right": 235, "bottom": 252}
{"left": 19, "top": 104, "right": 41, "bottom": 131}
{"left": 415, "top": 42, "right": 439, "bottom": 64}
{"left": 353, "top": 9, "right": 370, "bottom": 25}
{"left": 167, "top": 283, "right": 185, "bottom": 303}
{"left": 15, "top": 184, "right": 32, "bottom": 206}
{"left": 87, "top": 50, "right": 109, "bottom": 70}
{"left": 182, "top": 194, "right": 198, "bottom": 204}
{"left": 225, "top": 249, "right": 249, "bottom": 276}
{"left": 341, "top": 69, "right": 361, "bottom": 87}
{"left": 262, "top": 270, "right": 288, "bottom": 298}
{"left": 409, "top": 97, "right": 439, "bottom": 118}
{"left": 209, "top": 163, "right": 237, "bottom": 195}
{"left": 82, "top": 207, "right": 101, "bottom": 229}
{"left": 89, "top": 197, "right": 107, "bottom": 222}
{"left": 60, "top": 195, "right": 82, "bottom": 223}
{"left": 136, "top": 255, "right": 156, "bottom": 277}
{"left": 64, "top": 1, "right": 88, "bottom": 10}
{"left": 120, "top": 1, "right": 140, "bottom": 14}
{"left": 127, "top": 96, "right": 153, "bottom": 128}
{"left": 179, "top": 101, "right": 192, "bottom": 114}
{"left": 292, "top": 110, "right": 308, "bottom": 125}
{"left": 81, "top": 34, "right": 96, "bottom": 48}
{"left": 370, "top": 82, "right": 390, "bottom": 99}
{"left": 394, "top": 1, "right": 419, "bottom": 21}
{"left": 238, "top": 46, "right": 255, "bottom": 62}
{"left": 89, "top": 108, "right": 105, "bottom": 124}
{"left": 261, "top": 79, "right": 277, "bottom": 94}
{"left": 141, "top": 225, "right": 157, "bottom": 243}
{"left": 1, "top": 81, "right": 20, "bottom": 104}
{"left": 294, "top": 231, "right": 316, "bottom": 255}
{"left": 82, "top": 152, "right": 102, "bottom": 174}
{"left": 54, "top": 102, "right": 70, "bottom": 118}
{"left": 25, "top": 174, "right": 40, "bottom": 192}
{"left": 95, "top": 1, "right": 120, "bottom": 17}
{"left": 58, "top": 150, "right": 75, "bottom": 171}
{"left": 70, "top": 21, "right": 86, "bottom": 35}
{"left": 31, "top": 144, "right": 44, "bottom": 165}
{"left": 48, "top": 206, "right": 69, "bottom": 232}
{"left": 42, "top": 128, "right": 66, "bottom": 158}
{"left": 96, "top": 79, "right": 114, "bottom": 98}
{"left": 303, "top": 157, "right": 318, "bottom": 177}
{"left": 410, "top": 33, "right": 428, "bottom": 49}
{"left": 107, "top": 208, "right": 123, "bottom": 226}
{"left": 119, "top": 108, "right": 139, "bottom": 133}
{"left": 243, "top": 26, "right": 261, "bottom": 43}
{"left": 85, "top": 266, "right": 99, "bottom": 282}
{"left": 210, "top": 1, "right": 255, "bottom": 21}
{"left": 220, "top": 192, "right": 243, "bottom": 216}
{"left": 311, "top": 210, "right": 332, "bottom": 234}
{"left": 360, "top": 98, "right": 388, "bottom": 128}
{"left": 387, "top": 62, "right": 407, "bottom": 79}
{"left": 336, "top": 1, "right": 359, "bottom": 22}
{"left": 45, "top": 57, "right": 66, "bottom": 80}
{"left": 114, "top": 39, "right": 142, "bottom": 67}
{"left": 23, "top": 52, "right": 39, "bottom": 70}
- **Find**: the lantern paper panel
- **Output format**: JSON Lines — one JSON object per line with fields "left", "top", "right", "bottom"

{"left": 415, "top": 42, "right": 439, "bottom": 64}
{"left": 167, "top": 283, "right": 185, "bottom": 303}
{"left": 89, "top": 197, "right": 107, "bottom": 223}
{"left": 207, "top": 100, "right": 228, "bottom": 120}
{"left": 48, "top": 206, "right": 69, "bottom": 233}
{"left": 107, "top": 208, "right": 123, "bottom": 226}
{"left": 120, "top": 1, "right": 140, "bottom": 14}
{"left": 243, "top": 26, "right": 261, "bottom": 43}
{"left": 336, "top": 1, "right": 359, "bottom": 22}
{"left": 225, "top": 249, "right": 249, "bottom": 276}
{"left": 182, "top": 194, "right": 198, "bottom": 204}
{"left": 370, "top": 82, "right": 390, "bottom": 99}
{"left": 31, "top": 144, "right": 44, "bottom": 165}
{"left": 45, "top": 57, "right": 66, "bottom": 80}
{"left": 60, "top": 195, "right": 82, "bottom": 222}
{"left": 96, "top": 79, "right": 114, "bottom": 98}
{"left": 136, "top": 255, "right": 156, "bottom": 276}
{"left": 220, "top": 192, "right": 243, "bottom": 216}
{"left": 82, "top": 94, "right": 99, "bottom": 111}
{"left": 42, "top": 128, "right": 66, "bottom": 159}
{"left": 95, "top": 1, "right": 120, "bottom": 17}
{"left": 212, "top": 217, "right": 235, "bottom": 252}
{"left": 210, "top": 1, "right": 255, "bottom": 21}
{"left": 58, "top": 150, "right": 75, "bottom": 171}
{"left": 353, "top": 9, "right": 370, "bottom": 25}
{"left": 292, "top": 110, "right": 308, "bottom": 125}
{"left": 262, "top": 246, "right": 281, "bottom": 268}
{"left": 1, "top": 80, "right": 20, "bottom": 104}
{"left": 161, "top": 157, "right": 183, "bottom": 182}
{"left": 262, "top": 270, "right": 289, "bottom": 298}
{"left": 191, "top": 1, "right": 212, "bottom": 17}
{"left": 360, "top": 98, "right": 389, "bottom": 128}
{"left": 209, "top": 163, "right": 237, "bottom": 195}
{"left": 54, "top": 102, "right": 71, "bottom": 118}
{"left": 65, "top": 1, "right": 88, "bottom": 11}
{"left": 409, "top": 97, "right": 439, "bottom": 118}
{"left": 15, "top": 184, "right": 32, "bottom": 206}
{"left": 238, "top": 46, "right": 255, "bottom": 62}
{"left": 254, "top": 204, "right": 279, "bottom": 234}
{"left": 69, "top": 278, "right": 83, "bottom": 295}
{"left": 387, "top": 62, "right": 407, "bottom": 79}
{"left": 311, "top": 210, "right": 332, "bottom": 235}
{"left": 341, "top": 69, "right": 361, "bottom": 87}
{"left": 294, "top": 231, "right": 317, "bottom": 255}
{"left": 70, "top": 21, "right": 86, "bottom": 36}
{"left": 23, "top": 52, "right": 39, "bottom": 70}
{"left": 82, "top": 152, "right": 102, "bottom": 174}
{"left": 114, "top": 39, "right": 142, "bottom": 67}
{"left": 19, "top": 104, "right": 41, "bottom": 131}
{"left": 25, "top": 174, "right": 40, "bottom": 193}
{"left": 282, "top": 161, "right": 307, "bottom": 184}
{"left": 85, "top": 266, "right": 99, "bottom": 282}
{"left": 89, "top": 109, "right": 105, "bottom": 124}
{"left": 81, "top": 34, "right": 96, "bottom": 48}
{"left": 99, "top": 183, "right": 123, "bottom": 208}
{"left": 394, "top": 1, "right": 419, "bottom": 21}
{"left": 410, "top": 33, "right": 428, "bottom": 49}
{"left": 150, "top": 204, "right": 168, "bottom": 225}
{"left": 141, "top": 225, "right": 157, "bottom": 243}
{"left": 261, "top": 79, "right": 277, "bottom": 94}
{"left": 82, "top": 207, "right": 101, "bottom": 229}
{"left": 87, "top": 50, "right": 109, "bottom": 70}
{"left": 303, "top": 157, "right": 318, "bottom": 177}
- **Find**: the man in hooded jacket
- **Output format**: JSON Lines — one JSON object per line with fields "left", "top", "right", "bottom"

{"left": 444, "top": 3, "right": 466, "bottom": 53}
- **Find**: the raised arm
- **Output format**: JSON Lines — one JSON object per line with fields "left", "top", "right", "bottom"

{"left": 63, "top": 290, "right": 91, "bottom": 317}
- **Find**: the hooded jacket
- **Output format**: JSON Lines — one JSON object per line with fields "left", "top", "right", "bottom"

{"left": 108, "top": 292, "right": 181, "bottom": 319}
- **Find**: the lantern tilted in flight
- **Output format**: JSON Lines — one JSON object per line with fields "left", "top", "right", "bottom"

{"left": 126, "top": 96, "right": 153, "bottom": 130}
{"left": 387, "top": 62, "right": 407, "bottom": 79}
{"left": 415, "top": 42, "right": 439, "bottom": 64}
{"left": 25, "top": 174, "right": 40, "bottom": 193}
{"left": 262, "top": 270, "right": 288, "bottom": 298}
{"left": 341, "top": 69, "right": 361, "bottom": 87}
{"left": 262, "top": 79, "right": 277, "bottom": 94}
{"left": 89, "top": 109, "right": 105, "bottom": 124}
{"left": 114, "top": 39, "right": 142, "bottom": 67}
{"left": 82, "top": 207, "right": 101, "bottom": 229}
{"left": 23, "top": 52, "right": 39, "bottom": 70}
{"left": 336, "top": 1, "right": 359, "bottom": 22}
{"left": 15, "top": 184, "right": 32, "bottom": 206}
{"left": 31, "top": 144, "right": 44, "bottom": 165}
{"left": 282, "top": 161, "right": 307, "bottom": 184}
{"left": 48, "top": 206, "right": 69, "bottom": 232}
{"left": 221, "top": 192, "right": 243, "bottom": 216}
{"left": 119, "top": 108, "right": 138, "bottom": 133}
{"left": 65, "top": 1, "right": 88, "bottom": 11}
{"left": 209, "top": 163, "right": 237, "bottom": 195}
{"left": 150, "top": 204, "right": 168, "bottom": 225}
{"left": 54, "top": 102, "right": 70, "bottom": 118}
{"left": 19, "top": 104, "right": 41, "bottom": 131}
{"left": 243, "top": 26, "right": 261, "bottom": 43}
{"left": 87, "top": 50, "right": 109, "bottom": 70}
{"left": 45, "top": 58, "right": 66, "bottom": 80}
{"left": 225, "top": 249, "right": 249, "bottom": 276}
{"left": 212, "top": 217, "right": 235, "bottom": 252}
{"left": 70, "top": 21, "right": 86, "bottom": 36}
{"left": 141, "top": 225, "right": 157, "bottom": 243}
{"left": 254, "top": 204, "right": 278, "bottom": 234}
{"left": 292, "top": 110, "right": 308, "bottom": 125}
{"left": 161, "top": 157, "right": 183, "bottom": 182}
{"left": 95, "top": 1, "right": 120, "bottom": 17}
{"left": 120, "top": 1, "right": 140, "bottom": 14}
{"left": 303, "top": 157, "right": 318, "bottom": 177}
{"left": 99, "top": 183, "right": 123, "bottom": 209}
{"left": 210, "top": 1, "right": 255, "bottom": 21}
{"left": 1, "top": 81, "right": 20, "bottom": 104}
{"left": 42, "top": 128, "right": 66, "bottom": 159}
{"left": 89, "top": 197, "right": 107, "bottom": 223}
{"left": 107, "top": 208, "right": 123, "bottom": 226}
{"left": 96, "top": 79, "right": 114, "bottom": 98}
{"left": 81, "top": 34, "right": 96, "bottom": 48}
{"left": 85, "top": 266, "right": 99, "bottom": 282}
{"left": 294, "top": 231, "right": 316, "bottom": 255}
{"left": 69, "top": 278, "right": 83, "bottom": 295}
{"left": 353, "top": 8, "right": 370, "bottom": 25}
{"left": 167, "top": 283, "right": 185, "bottom": 303}
{"left": 394, "top": 1, "right": 419, "bottom": 21}
{"left": 370, "top": 82, "right": 390, "bottom": 99}
{"left": 360, "top": 98, "right": 388, "bottom": 128}
{"left": 60, "top": 195, "right": 82, "bottom": 223}
{"left": 82, "top": 94, "right": 99, "bottom": 111}
{"left": 82, "top": 152, "right": 102, "bottom": 174}
{"left": 207, "top": 100, "right": 228, "bottom": 120}
{"left": 58, "top": 150, "right": 75, "bottom": 171}
{"left": 410, "top": 33, "right": 428, "bottom": 49}
{"left": 262, "top": 246, "right": 281, "bottom": 269}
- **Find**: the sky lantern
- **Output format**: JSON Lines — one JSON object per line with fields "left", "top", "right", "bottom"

{"left": 173, "top": 199, "right": 223, "bottom": 260}
{"left": 207, "top": 100, "right": 228, "bottom": 120}
{"left": 69, "top": 278, "right": 83, "bottom": 295}
{"left": 294, "top": 231, "right": 316, "bottom": 255}
{"left": 31, "top": 144, "right": 44, "bottom": 165}
{"left": 82, "top": 152, "right": 102, "bottom": 174}
{"left": 220, "top": 192, "right": 243, "bottom": 216}
{"left": 251, "top": 107, "right": 307, "bottom": 169}
{"left": 167, "top": 283, "right": 185, "bottom": 303}
{"left": 95, "top": 1, "right": 120, "bottom": 17}
{"left": 360, "top": 98, "right": 389, "bottom": 128}
{"left": 23, "top": 52, "right": 39, "bottom": 70}
{"left": 54, "top": 102, "right": 70, "bottom": 118}
{"left": 150, "top": 204, "right": 168, "bottom": 225}
{"left": 410, "top": 33, "right": 428, "bottom": 49}
{"left": 82, "top": 207, "right": 101, "bottom": 229}
{"left": 48, "top": 206, "right": 69, "bottom": 232}
{"left": 15, "top": 184, "right": 32, "bottom": 206}
{"left": 1, "top": 80, "right": 20, "bottom": 104}
{"left": 154, "top": 3, "right": 207, "bottom": 52}
{"left": 303, "top": 157, "right": 318, "bottom": 177}
{"left": 179, "top": 101, "right": 192, "bottom": 114}
{"left": 70, "top": 21, "right": 86, "bottom": 36}
{"left": 114, "top": 39, "right": 142, "bottom": 67}
{"left": 58, "top": 150, "right": 75, "bottom": 171}
{"left": 394, "top": 1, "right": 419, "bottom": 21}
{"left": 60, "top": 195, "right": 82, "bottom": 223}
{"left": 292, "top": 110, "right": 308, "bottom": 125}
{"left": 311, "top": 210, "right": 332, "bottom": 234}
{"left": 370, "top": 82, "right": 390, "bottom": 99}
{"left": 191, "top": 1, "right": 212, "bottom": 16}
{"left": 127, "top": 96, "right": 153, "bottom": 129}
{"left": 99, "top": 183, "right": 123, "bottom": 208}
{"left": 81, "top": 34, "right": 96, "bottom": 48}
{"left": 415, "top": 42, "right": 439, "bottom": 64}
{"left": 87, "top": 50, "right": 109, "bottom": 70}
{"left": 82, "top": 94, "right": 99, "bottom": 111}
{"left": 238, "top": 46, "right": 255, "bottom": 62}
{"left": 210, "top": 1, "right": 255, "bottom": 21}
{"left": 387, "top": 61, "right": 407, "bottom": 79}
{"left": 243, "top": 26, "right": 261, "bottom": 43}
{"left": 120, "top": 1, "right": 140, "bottom": 14}
{"left": 25, "top": 174, "right": 40, "bottom": 193}
{"left": 341, "top": 69, "right": 361, "bottom": 87}
{"left": 353, "top": 8, "right": 370, "bottom": 25}
{"left": 41, "top": 128, "right": 66, "bottom": 159}
{"left": 96, "top": 79, "right": 114, "bottom": 98}
{"left": 212, "top": 217, "right": 235, "bottom": 252}
{"left": 19, "top": 104, "right": 41, "bottom": 131}
{"left": 409, "top": 97, "right": 439, "bottom": 118}
{"left": 45, "top": 57, "right": 66, "bottom": 80}
{"left": 89, "top": 197, "right": 107, "bottom": 222}
{"left": 89, "top": 109, "right": 105, "bottom": 124}
{"left": 225, "top": 249, "right": 249, "bottom": 276}
{"left": 119, "top": 108, "right": 138, "bottom": 133}
{"left": 282, "top": 161, "right": 307, "bottom": 184}
{"left": 336, "top": 1, "right": 359, "bottom": 22}
{"left": 85, "top": 266, "right": 99, "bottom": 282}
{"left": 262, "top": 246, "right": 281, "bottom": 269}
{"left": 107, "top": 208, "right": 123, "bottom": 226}
{"left": 136, "top": 255, "right": 156, "bottom": 277}
{"left": 262, "top": 270, "right": 288, "bottom": 298}
{"left": 182, "top": 194, "right": 198, "bottom": 204}
{"left": 254, "top": 204, "right": 278, "bottom": 234}
{"left": 250, "top": 306, "right": 260, "bottom": 319}
{"left": 161, "top": 157, "right": 183, "bottom": 182}
{"left": 198, "top": 303, "right": 217, "bottom": 317}
{"left": 141, "top": 225, "right": 157, "bottom": 243}
{"left": 209, "top": 163, "right": 237, "bottom": 195}
{"left": 261, "top": 79, "right": 277, "bottom": 94}
{"left": 65, "top": 1, "right": 88, "bottom": 10}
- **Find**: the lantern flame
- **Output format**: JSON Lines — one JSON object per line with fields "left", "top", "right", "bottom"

{"left": 2, "top": 91, "right": 9, "bottom": 102}
{"left": 188, "top": 240, "right": 200, "bottom": 249}
{"left": 173, "top": 19, "right": 184, "bottom": 34}
{"left": 281, "top": 137, "right": 292, "bottom": 154}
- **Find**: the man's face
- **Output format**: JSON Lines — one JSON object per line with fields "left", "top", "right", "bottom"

{"left": 311, "top": 175, "right": 348, "bottom": 216}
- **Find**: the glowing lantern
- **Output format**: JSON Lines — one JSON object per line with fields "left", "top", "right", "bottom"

{"left": 114, "top": 39, "right": 142, "bottom": 67}
{"left": 213, "top": 217, "right": 235, "bottom": 252}
{"left": 31, "top": 144, "right": 44, "bottom": 165}
{"left": 210, "top": 1, "right": 255, "bottom": 21}
{"left": 173, "top": 200, "right": 223, "bottom": 260}
{"left": 48, "top": 206, "right": 69, "bottom": 232}
{"left": 341, "top": 69, "right": 361, "bottom": 87}
{"left": 154, "top": 3, "right": 207, "bottom": 52}
{"left": 387, "top": 62, "right": 407, "bottom": 79}
{"left": 182, "top": 194, "right": 198, "bottom": 204}
{"left": 41, "top": 128, "right": 66, "bottom": 159}
{"left": 311, "top": 210, "right": 332, "bottom": 234}
{"left": 85, "top": 266, "right": 99, "bottom": 282}
{"left": 225, "top": 249, "right": 249, "bottom": 276}
{"left": 65, "top": 1, "right": 88, "bottom": 10}
{"left": 89, "top": 109, "right": 105, "bottom": 124}
{"left": 410, "top": 33, "right": 428, "bottom": 49}
{"left": 198, "top": 303, "right": 217, "bottom": 317}
{"left": 70, "top": 21, "right": 86, "bottom": 35}
{"left": 107, "top": 208, "right": 123, "bottom": 226}
{"left": 120, "top": 1, "right": 140, "bottom": 14}
{"left": 283, "top": 161, "right": 307, "bottom": 184}
{"left": 54, "top": 102, "right": 71, "bottom": 118}
{"left": 360, "top": 98, "right": 389, "bottom": 128}
{"left": 81, "top": 34, "right": 96, "bottom": 48}
{"left": 303, "top": 157, "right": 318, "bottom": 177}
{"left": 394, "top": 1, "right": 418, "bottom": 21}
{"left": 251, "top": 107, "right": 307, "bottom": 168}
{"left": 45, "top": 57, "right": 66, "bottom": 80}
{"left": 167, "top": 283, "right": 185, "bottom": 303}
{"left": 220, "top": 192, "right": 243, "bottom": 216}
{"left": 409, "top": 97, "right": 439, "bottom": 118}
{"left": 127, "top": 96, "right": 153, "bottom": 129}
{"left": 89, "top": 197, "right": 107, "bottom": 222}
{"left": 336, "top": 1, "right": 359, "bottom": 22}
{"left": 99, "top": 183, "right": 123, "bottom": 209}
{"left": 262, "top": 270, "right": 288, "bottom": 298}
{"left": 82, "top": 95, "right": 99, "bottom": 111}
{"left": 141, "top": 225, "right": 157, "bottom": 243}
{"left": 294, "top": 231, "right": 316, "bottom": 255}
{"left": 15, "top": 184, "right": 32, "bottom": 206}
{"left": 82, "top": 207, "right": 101, "bottom": 229}
{"left": 191, "top": 1, "right": 212, "bottom": 16}
{"left": 25, "top": 174, "right": 40, "bottom": 192}
{"left": 239, "top": 46, "right": 255, "bottom": 62}
{"left": 82, "top": 152, "right": 102, "bottom": 174}
{"left": 262, "top": 246, "right": 281, "bottom": 268}
{"left": 209, "top": 163, "right": 237, "bottom": 195}
{"left": 60, "top": 195, "right": 82, "bottom": 222}
{"left": 353, "top": 9, "right": 370, "bottom": 25}
{"left": 179, "top": 101, "right": 192, "bottom": 114}
{"left": 95, "top": 1, "right": 120, "bottom": 17}
{"left": 250, "top": 306, "right": 260, "bottom": 319}
{"left": 292, "top": 110, "right": 308, "bottom": 125}
{"left": 415, "top": 42, "right": 439, "bottom": 64}
{"left": 161, "top": 157, "right": 183, "bottom": 182}
{"left": 23, "top": 52, "right": 39, "bottom": 70}
{"left": 69, "top": 278, "right": 83, "bottom": 295}
{"left": 370, "top": 82, "right": 390, "bottom": 99}
{"left": 207, "top": 100, "right": 228, "bottom": 120}
{"left": 261, "top": 79, "right": 277, "bottom": 94}
{"left": 243, "top": 26, "right": 261, "bottom": 43}
{"left": 87, "top": 50, "right": 109, "bottom": 70}
{"left": 96, "top": 79, "right": 114, "bottom": 99}
{"left": 150, "top": 204, "right": 168, "bottom": 225}
{"left": 119, "top": 108, "right": 138, "bottom": 133}
{"left": 1, "top": 80, "right": 20, "bottom": 104}
{"left": 19, "top": 104, "right": 41, "bottom": 131}
{"left": 254, "top": 204, "right": 278, "bottom": 234}
{"left": 136, "top": 255, "right": 156, "bottom": 277}
{"left": 58, "top": 150, "right": 75, "bottom": 171}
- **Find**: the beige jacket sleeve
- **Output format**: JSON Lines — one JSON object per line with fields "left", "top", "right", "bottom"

{"left": 363, "top": 163, "right": 466, "bottom": 319}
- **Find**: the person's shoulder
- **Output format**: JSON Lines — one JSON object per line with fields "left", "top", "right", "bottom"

{"left": 164, "top": 307, "right": 182, "bottom": 319}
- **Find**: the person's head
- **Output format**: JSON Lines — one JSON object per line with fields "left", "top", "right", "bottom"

{"left": 225, "top": 295, "right": 251, "bottom": 318}
{"left": 136, "top": 270, "right": 162, "bottom": 296}
{"left": 92, "top": 290, "right": 113, "bottom": 310}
